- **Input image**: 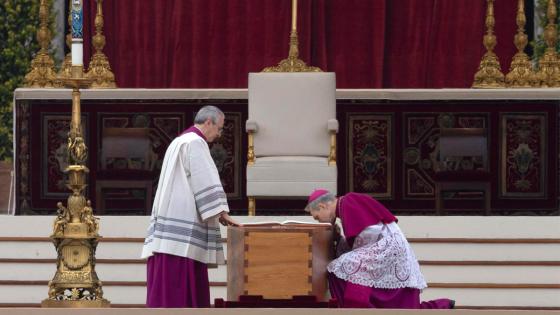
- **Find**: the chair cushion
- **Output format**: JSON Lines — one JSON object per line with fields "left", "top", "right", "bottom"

{"left": 247, "top": 156, "right": 337, "bottom": 196}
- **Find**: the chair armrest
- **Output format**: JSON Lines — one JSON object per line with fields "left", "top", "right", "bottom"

{"left": 327, "top": 119, "right": 339, "bottom": 133}
{"left": 246, "top": 120, "right": 258, "bottom": 133}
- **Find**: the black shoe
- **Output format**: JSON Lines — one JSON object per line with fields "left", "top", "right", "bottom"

{"left": 449, "top": 300, "right": 455, "bottom": 309}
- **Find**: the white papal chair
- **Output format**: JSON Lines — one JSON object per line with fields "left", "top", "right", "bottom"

{"left": 246, "top": 72, "right": 338, "bottom": 215}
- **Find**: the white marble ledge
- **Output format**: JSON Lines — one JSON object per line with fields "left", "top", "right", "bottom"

{"left": 0, "top": 215, "right": 559, "bottom": 239}
{"left": 336, "top": 88, "right": 560, "bottom": 100}
{"left": 14, "top": 88, "right": 560, "bottom": 101}
{"left": 13, "top": 88, "right": 248, "bottom": 100}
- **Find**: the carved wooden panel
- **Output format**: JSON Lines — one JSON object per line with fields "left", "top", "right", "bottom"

{"left": 403, "top": 112, "right": 488, "bottom": 200}
{"left": 15, "top": 96, "right": 558, "bottom": 215}
{"left": 346, "top": 114, "right": 393, "bottom": 198}
{"left": 16, "top": 98, "right": 248, "bottom": 215}
{"left": 500, "top": 113, "right": 547, "bottom": 198}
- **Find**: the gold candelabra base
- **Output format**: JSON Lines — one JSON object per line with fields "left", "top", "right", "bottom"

{"left": 535, "top": 49, "right": 560, "bottom": 87}
{"left": 42, "top": 299, "right": 110, "bottom": 308}
{"left": 472, "top": 52, "right": 505, "bottom": 88}
{"left": 506, "top": 52, "right": 536, "bottom": 87}
{"left": 42, "top": 165, "right": 109, "bottom": 307}
{"left": 262, "top": 30, "right": 322, "bottom": 72}
{"left": 24, "top": 50, "right": 62, "bottom": 88}
{"left": 87, "top": 52, "right": 116, "bottom": 88}
{"left": 262, "top": 56, "right": 322, "bottom": 73}
{"left": 58, "top": 53, "right": 73, "bottom": 82}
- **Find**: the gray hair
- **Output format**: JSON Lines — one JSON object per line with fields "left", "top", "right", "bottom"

{"left": 305, "top": 192, "right": 336, "bottom": 212}
{"left": 194, "top": 105, "right": 224, "bottom": 124}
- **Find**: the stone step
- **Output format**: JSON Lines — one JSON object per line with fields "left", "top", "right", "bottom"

{"left": 0, "top": 215, "right": 557, "bottom": 308}
{"left": 0, "top": 284, "right": 226, "bottom": 305}
{"left": 1, "top": 238, "right": 559, "bottom": 261}
{"left": 0, "top": 283, "right": 557, "bottom": 308}
{"left": 0, "top": 260, "right": 558, "bottom": 284}
{"left": 0, "top": 261, "right": 227, "bottom": 282}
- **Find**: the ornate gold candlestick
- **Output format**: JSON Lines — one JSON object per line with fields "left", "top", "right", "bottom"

{"left": 506, "top": 0, "right": 535, "bottom": 87}
{"left": 86, "top": 0, "right": 116, "bottom": 88}
{"left": 472, "top": 0, "right": 505, "bottom": 88}
{"left": 42, "top": 2, "right": 110, "bottom": 302}
{"left": 42, "top": 65, "right": 109, "bottom": 308}
{"left": 262, "top": 0, "right": 321, "bottom": 72}
{"left": 24, "top": 0, "right": 61, "bottom": 88}
{"left": 535, "top": 0, "right": 560, "bottom": 87}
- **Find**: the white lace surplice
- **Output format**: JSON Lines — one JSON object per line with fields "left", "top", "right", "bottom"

{"left": 327, "top": 222, "right": 427, "bottom": 290}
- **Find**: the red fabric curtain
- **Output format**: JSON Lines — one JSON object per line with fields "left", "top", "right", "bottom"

{"left": 83, "top": 0, "right": 517, "bottom": 88}
{"left": 383, "top": 0, "right": 516, "bottom": 88}
{"left": 309, "top": 0, "right": 387, "bottom": 88}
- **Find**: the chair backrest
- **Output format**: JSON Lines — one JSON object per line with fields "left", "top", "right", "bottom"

{"left": 439, "top": 128, "right": 488, "bottom": 170}
{"left": 248, "top": 72, "right": 336, "bottom": 157}
{"left": 100, "top": 128, "right": 151, "bottom": 170}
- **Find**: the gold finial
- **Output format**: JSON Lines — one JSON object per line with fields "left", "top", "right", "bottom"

{"left": 505, "top": 0, "right": 535, "bottom": 87}
{"left": 86, "top": 0, "right": 117, "bottom": 88}
{"left": 57, "top": 0, "right": 73, "bottom": 81}
{"left": 535, "top": 0, "right": 560, "bottom": 87}
{"left": 472, "top": 0, "right": 505, "bottom": 88}
{"left": 24, "top": 0, "right": 61, "bottom": 88}
{"left": 262, "top": 0, "right": 322, "bottom": 72}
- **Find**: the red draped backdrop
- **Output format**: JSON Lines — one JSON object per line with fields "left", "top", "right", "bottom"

{"left": 83, "top": 0, "right": 517, "bottom": 88}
